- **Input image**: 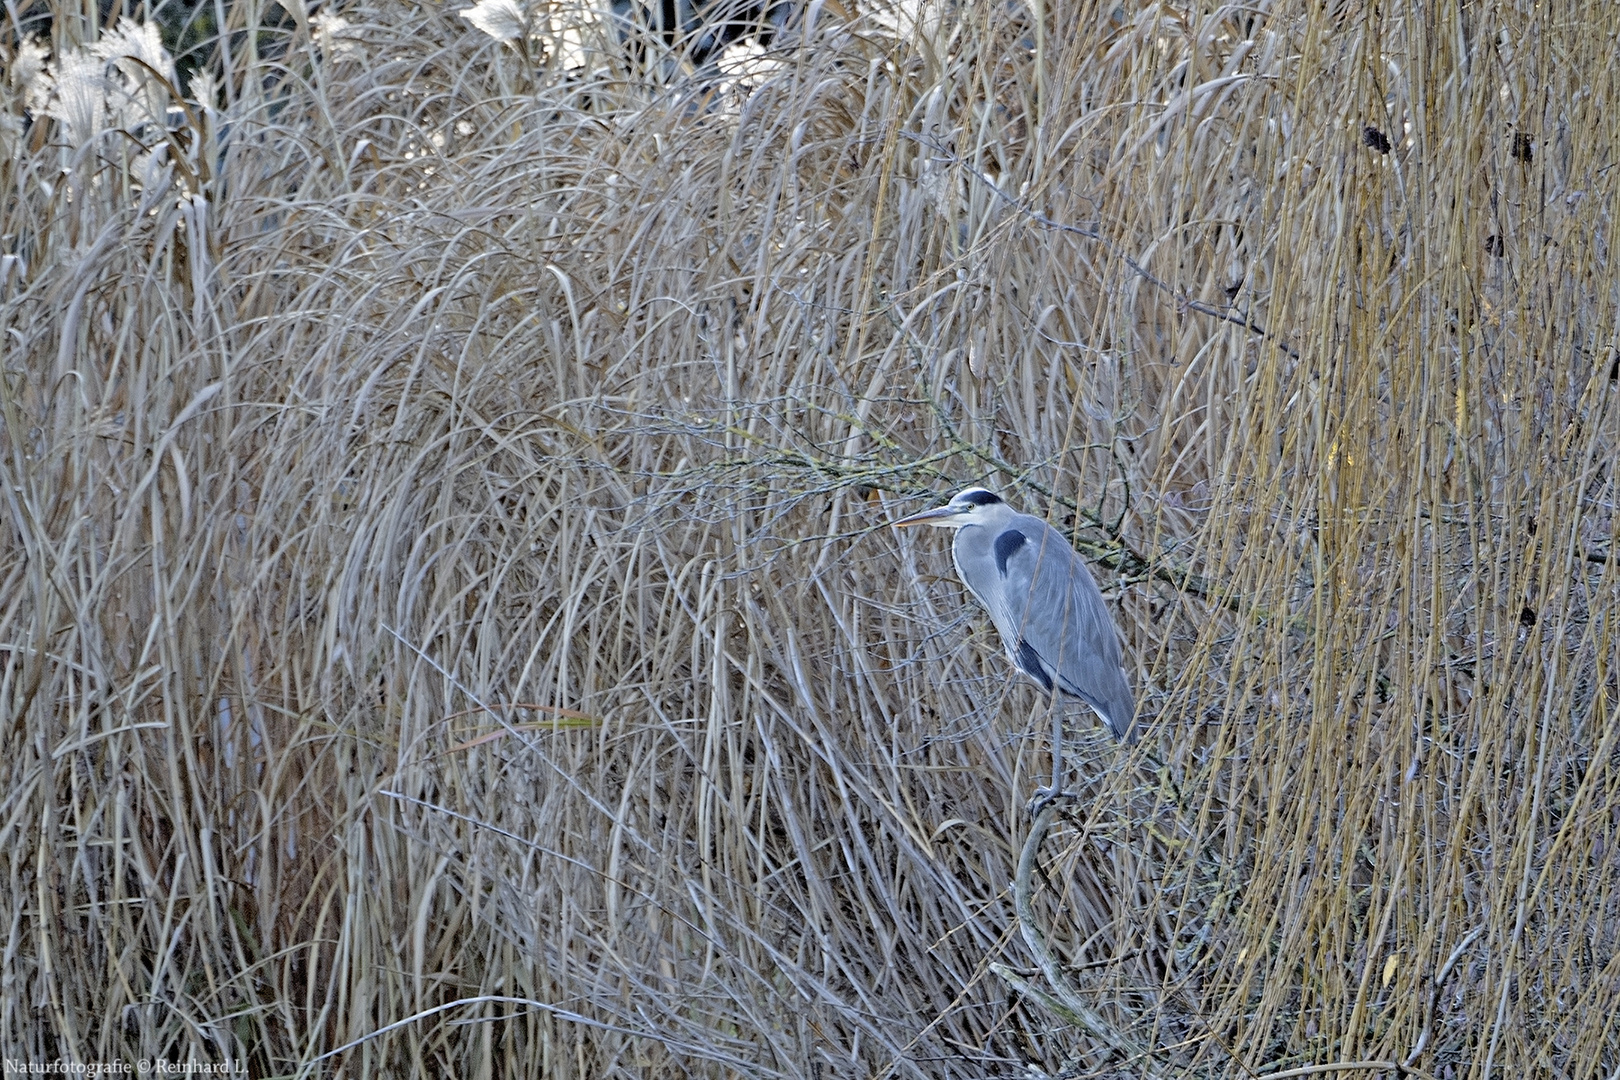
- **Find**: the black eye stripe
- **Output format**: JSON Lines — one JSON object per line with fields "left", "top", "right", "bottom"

{"left": 958, "top": 489, "right": 1002, "bottom": 506}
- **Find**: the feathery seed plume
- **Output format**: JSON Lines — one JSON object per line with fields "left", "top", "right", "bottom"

{"left": 460, "top": 0, "right": 529, "bottom": 43}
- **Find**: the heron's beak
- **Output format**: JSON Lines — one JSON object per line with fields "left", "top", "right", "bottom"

{"left": 890, "top": 505, "right": 963, "bottom": 529}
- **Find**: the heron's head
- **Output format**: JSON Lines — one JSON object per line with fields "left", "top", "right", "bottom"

{"left": 890, "top": 487, "right": 1007, "bottom": 530}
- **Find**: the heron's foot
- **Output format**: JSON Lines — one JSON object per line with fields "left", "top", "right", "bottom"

{"left": 1027, "top": 784, "right": 1077, "bottom": 816}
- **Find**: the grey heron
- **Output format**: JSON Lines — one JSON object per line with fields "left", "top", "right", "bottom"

{"left": 892, "top": 487, "right": 1136, "bottom": 801}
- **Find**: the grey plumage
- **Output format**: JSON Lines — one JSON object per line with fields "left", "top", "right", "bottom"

{"left": 892, "top": 486, "right": 1136, "bottom": 797}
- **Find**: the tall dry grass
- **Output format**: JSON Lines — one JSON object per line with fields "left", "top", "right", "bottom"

{"left": 2, "top": 0, "right": 1618, "bottom": 1076}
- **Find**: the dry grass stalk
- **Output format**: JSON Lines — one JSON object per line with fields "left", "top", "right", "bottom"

{"left": 2, "top": 0, "right": 1618, "bottom": 1076}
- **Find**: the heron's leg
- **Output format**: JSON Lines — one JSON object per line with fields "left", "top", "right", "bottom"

{"left": 1028, "top": 700, "right": 1073, "bottom": 812}
{"left": 1050, "top": 701, "right": 1065, "bottom": 793}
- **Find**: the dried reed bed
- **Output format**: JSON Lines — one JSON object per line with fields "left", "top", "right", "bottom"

{"left": 2, "top": 0, "right": 1618, "bottom": 1076}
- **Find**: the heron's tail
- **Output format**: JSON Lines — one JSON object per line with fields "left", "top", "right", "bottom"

{"left": 1100, "top": 672, "right": 1137, "bottom": 745}
{"left": 1065, "top": 673, "right": 1136, "bottom": 744}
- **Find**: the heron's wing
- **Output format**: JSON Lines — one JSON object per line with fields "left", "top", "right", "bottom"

{"left": 992, "top": 519, "right": 1137, "bottom": 742}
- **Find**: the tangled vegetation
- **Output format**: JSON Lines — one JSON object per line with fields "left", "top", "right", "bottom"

{"left": 2, "top": 0, "right": 1617, "bottom": 1075}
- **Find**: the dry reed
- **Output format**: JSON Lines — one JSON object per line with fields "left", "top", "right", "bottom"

{"left": 2, "top": 0, "right": 1618, "bottom": 1076}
